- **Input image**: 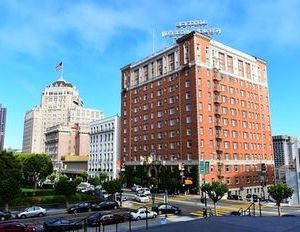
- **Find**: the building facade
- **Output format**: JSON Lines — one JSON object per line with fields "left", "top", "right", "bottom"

{"left": 120, "top": 31, "right": 274, "bottom": 196}
{"left": 45, "top": 123, "right": 89, "bottom": 163}
{"left": 88, "top": 116, "right": 121, "bottom": 180}
{"left": 22, "top": 78, "right": 103, "bottom": 154}
{"left": 273, "top": 135, "right": 300, "bottom": 204}
{"left": 0, "top": 104, "right": 7, "bottom": 150}
{"left": 273, "top": 135, "right": 300, "bottom": 168}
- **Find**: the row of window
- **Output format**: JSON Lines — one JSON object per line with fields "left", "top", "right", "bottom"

{"left": 90, "top": 123, "right": 115, "bottom": 133}
{"left": 90, "top": 133, "right": 114, "bottom": 143}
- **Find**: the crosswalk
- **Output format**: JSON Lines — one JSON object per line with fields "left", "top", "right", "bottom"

{"left": 190, "top": 203, "right": 252, "bottom": 218}
{"left": 122, "top": 198, "right": 258, "bottom": 219}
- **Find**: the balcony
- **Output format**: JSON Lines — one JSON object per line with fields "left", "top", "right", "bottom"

{"left": 216, "top": 142, "right": 223, "bottom": 154}
{"left": 213, "top": 73, "right": 222, "bottom": 82}
{"left": 215, "top": 107, "right": 222, "bottom": 117}
{"left": 216, "top": 130, "right": 223, "bottom": 141}
{"left": 213, "top": 84, "right": 222, "bottom": 95}
{"left": 214, "top": 95, "right": 222, "bottom": 106}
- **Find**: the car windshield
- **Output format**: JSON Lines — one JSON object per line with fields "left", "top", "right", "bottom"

{"left": 139, "top": 195, "right": 146, "bottom": 197}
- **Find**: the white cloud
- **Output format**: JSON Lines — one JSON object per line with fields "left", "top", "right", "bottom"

{"left": 0, "top": 0, "right": 299, "bottom": 59}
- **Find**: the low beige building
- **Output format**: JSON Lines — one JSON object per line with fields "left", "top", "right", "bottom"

{"left": 45, "top": 123, "right": 89, "bottom": 171}
{"left": 61, "top": 155, "right": 88, "bottom": 175}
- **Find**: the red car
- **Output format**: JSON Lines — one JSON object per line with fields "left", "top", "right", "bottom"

{"left": 0, "top": 221, "right": 37, "bottom": 232}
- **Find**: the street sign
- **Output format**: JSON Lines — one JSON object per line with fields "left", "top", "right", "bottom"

{"left": 184, "top": 178, "right": 193, "bottom": 185}
{"left": 200, "top": 161, "right": 210, "bottom": 174}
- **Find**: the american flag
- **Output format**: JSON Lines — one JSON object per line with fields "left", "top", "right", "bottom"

{"left": 56, "top": 62, "right": 63, "bottom": 72}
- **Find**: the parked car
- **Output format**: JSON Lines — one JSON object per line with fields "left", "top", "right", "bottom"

{"left": 227, "top": 194, "right": 243, "bottom": 200}
{"left": 134, "top": 194, "right": 150, "bottom": 203}
{"left": 152, "top": 203, "right": 181, "bottom": 215}
{"left": 0, "top": 221, "right": 37, "bottom": 232}
{"left": 246, "top": 194, "right": 259, "bottom": 202}
{"left": 131, "top": 185, "right": 142, "bottom": 192}
{"left": 16, "top": 206, "right": 47, "bottom": 219}
{"left": 130, "top": 208, "right": 157, "bottom": 220}
{"left": 0, "top": 210, "right": 12, "bottom": 221}
{"left": 99, "top": 214, "right": 125, "bottom": 225}
{"left": 135, "top": 186, "right": 143, "bottom": 193}
{"left": 76, "top": 182, "right": 95, "bottom": 193}
{"left": 137, "top": 188, "right": 151, "bottom": 195}
{"left": 44, "top": 217, "right": 82, "bottom": 232}
{"left": 101, "top": 190, "right": 110, "bottom": 199}
{"left": 91, "top": 200, "right": 119, "bottom": 211}
{"left": 67, "top": 203, "right": 91, "bottom": 214}
{"left": 86, "top": 212, "right": 110, "bottom": 226}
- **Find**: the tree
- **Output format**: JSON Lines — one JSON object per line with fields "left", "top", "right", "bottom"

{"left": 54, "top": 176, "right": 77, "bottom": 207}
{"left": 74, "top": 176, "right": 83, "bottom": 186}
{"left": 201, "top": 181, "right": 228, "bottom": 216}
{"left": 102, "top": 179, "right": 122, "bottom": 195}
{"left": 268, "top": 183, "right": 293, "bottom": 216}
{"left": 17, "top": 153, "right": 53, "bottom": 189}
{"left": 80, "top": 171, "right": 89, "bottom": 182}
{"left": 98, "top": 172, "right": 108, "bottom": 185}
{"left": 0, "top": 150, "right": 22, "bottom": 210}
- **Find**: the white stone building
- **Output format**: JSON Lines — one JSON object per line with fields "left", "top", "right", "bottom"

{"left": 22, "top": 77, "right": 103, "bottom": 154}
{"left": 88, "top": 115, "right": 121, "bottom": 180}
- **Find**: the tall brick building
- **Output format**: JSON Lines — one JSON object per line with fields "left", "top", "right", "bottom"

{"left": 120, "top": 31, "right": 274, "bottom": 197}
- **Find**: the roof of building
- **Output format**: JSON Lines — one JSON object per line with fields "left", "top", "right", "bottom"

{"left": 48, "top": 77, "right": 74, "bottom": 88}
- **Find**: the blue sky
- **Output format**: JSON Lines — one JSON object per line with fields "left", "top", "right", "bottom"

{"left": 0, "top": 0, "right": 300, "bottom": 149}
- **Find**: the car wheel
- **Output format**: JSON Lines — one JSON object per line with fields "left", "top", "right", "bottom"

{"left": 175, "top": 210, "right": 178, "bottom": 214}
{"left": 21, "top": 215, "right": 26, "bottom": 219}
{"left": 153, "top": 214, "right": 157, "bottom": 218}
{"left": 158, "top": 211, "right": 162, "bottom": 215}
{"left": 0, "top": 216, "right": 5, "bottom": 221}
{"left": 114, "top": 206, "right": 118, "bottom": 209}
{"left": 38, "top": 213, "right": 44, "bottom": 217}
{"left": 136, "top": 216, "right": 141, "bottom": 221}
{"left": 88, "top": 208, "right": 92, "bottom": 212}
{"left": 73, "top": 210, "right": 77, "bottom": 214}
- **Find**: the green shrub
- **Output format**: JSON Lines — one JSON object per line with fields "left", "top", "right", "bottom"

{"left": 21, "top": 189, "right": 55, "bottom": 197}
{"left": 0, "top": 193, "right": 97, "bottom": 207}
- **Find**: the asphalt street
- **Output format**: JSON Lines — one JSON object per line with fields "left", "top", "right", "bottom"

{"left": 5, "top": 190, "right": 300, "bottom": 231}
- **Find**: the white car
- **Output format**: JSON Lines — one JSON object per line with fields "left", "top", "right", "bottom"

{"left": 130, "top": 208, "right": 157, "bottom": 220}
{"left": 135, "top": 186, "right": 143, "bottom": 193}
{"left": 77, "top": 182, "right": 95, "bottom": 193}
{"left": 135, "top": 194, "right": 150, "bottom": 203}
{"left": 17, "top": 206, "right": 47, "bottom": 219}
{"left": 141, "top": 188, "right": 151, "bottom": 195}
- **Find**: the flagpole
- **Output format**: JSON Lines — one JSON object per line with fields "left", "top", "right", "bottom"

{"left": 61, "top": 62, "right": 64, "bottom": 79}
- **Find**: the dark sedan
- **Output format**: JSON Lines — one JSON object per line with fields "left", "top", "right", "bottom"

{"left": 44, "top": 217, "right": 82, "bottom": 232}
{"left": 152, "top": 203, "right": 181, "bottom": 215}
{"left": 91, "top": 200, "right": 119, "bottom": 211}
{"left": 99, "top": 214, "right": 125, "bottom": 226}
{"left": 0, "top": 221, "right": 37, "bottom": 232}
{"left": 86, "top": 212, "right": 110, "bottom": 226}
{"left": 0, "top": 210, "right": 12, "bottom": 221}
{"left": 67, "top": 203, "right": 91, "bottom": 214}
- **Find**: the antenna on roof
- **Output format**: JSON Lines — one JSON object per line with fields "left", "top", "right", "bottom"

{"left": 162, "top": 20, "right": 221, "bottom": 39}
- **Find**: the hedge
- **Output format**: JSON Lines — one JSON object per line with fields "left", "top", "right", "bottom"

{"left": 0, "top": 193, "right": 97, "bottom": 208}
{"left": 21, "top": 188, "right": 55, "bottom": 197}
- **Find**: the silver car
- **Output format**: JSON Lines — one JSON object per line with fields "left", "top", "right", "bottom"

{"left": 17, "top": 206, "right": 47, "bottom": 219}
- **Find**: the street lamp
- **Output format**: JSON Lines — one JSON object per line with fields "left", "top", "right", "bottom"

{"left": 179, "top": 163, "right": 185, "bottom": 194}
